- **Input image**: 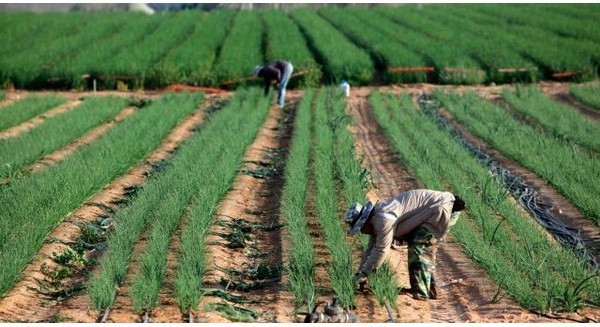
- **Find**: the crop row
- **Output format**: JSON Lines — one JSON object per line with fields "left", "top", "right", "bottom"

{"left": 435, "top": 90, "right": 600, "bottom": 226}
{"left": 570, "top": 84, "right": 600, "bottom": 110}
{"left": 502, "top": 86, "right": 600, "bottom": 153}
{"left": 290, "top": 9, "right": 373, "bottom": 85}
{"left": 261, "top": 10, "right": 321, "bottom": 88}
{"left": 1, "top": 5, "right": 599, "bottom": 90}
{"left": 280, "top": 89, "right": 317, "bottom": 310}
{"left": 440, "top": 5, "right": 599, "bottom": 79}
{"left": 0, "top": 92, "right": 202, "bottom": 297}
{"left": 213, "top": 11, "right": 263, "bottom": 86}
{"left": 0, "top": 94, "right": 66, "bottom": 132}
{"left": 1, "top": 95, "right": 127, "bottom": 179}
{"left": 154, "top": 10, "right": 235, "bottom": 86}
{"left": 370, "top": 91, "right": 599, "bottom": 312}
{"left": 383, "top": 5, "right": 539, "bottom": 83}
{"left": 312, "top": 88, "right": 357, "bottom": 307}
{"left": 281, "top": 87, "right": 394, "bottom": 311}
{"left": 318, "top": 7, "right": 427, "bottom": 84}
{"left": 325, "top": 88, "right": 399, "bottom": 308}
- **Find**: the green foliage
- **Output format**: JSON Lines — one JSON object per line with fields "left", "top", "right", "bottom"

{"left": 312, "top": 88, "right": 355, "bottom": 307}
{"left": 205, "top": 302, "right": 260, "bottom": 322}
{"left": 0, "top": 95, "right": 127, "bottom": 180}
{"left": 262, "top": 9, "right": 321, "bottom": 88}
{"left": 156, "top": 10, "right": 235, "bottom": 86}
{"left": 503, "top": 85, "right": 600, "bottom": 152}
{"left": 437, "top": 90, "right": 600, "bottom": 226}
{"left": 290, "top": 9, "right": 374, "bottom": 85}
{"left": 374, "top": 6, "right": 486, "bottom": 85}
{"left": 52, "top": 248, "right": 89, "bottom": 271}
{"left": 281, "top": 89, "right": 317, "bottom": 310}
{"left": 174, "top": 88, "right": 271, "bottom": 312}
{"left": 319, "top": 7, "right": 427, "bottom": 84}
{"left": 570, "top": 83, "right": 600, "bottom": 110}
{"left": 213, "top": 11, "right": 264, "bottom": 86}
{"left": 0, "top": 94, "right": 66, "bottom": 131}
{"left": 367, "top": 263, "right": 399, "bottom": 308}
{"left": 551, "top": 274, "right": 599, "bottom": 313}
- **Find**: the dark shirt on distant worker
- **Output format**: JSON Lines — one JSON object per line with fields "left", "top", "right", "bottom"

{"left": 257, "top": 60, "right": 290, "bottom": 95}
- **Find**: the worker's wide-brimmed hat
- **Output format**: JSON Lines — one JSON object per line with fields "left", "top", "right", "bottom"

{"left": 345, "top": 201, "right": 376, "bottom": 235}
{"left": 252, "top": 65, "right": 262, "bottom": 76}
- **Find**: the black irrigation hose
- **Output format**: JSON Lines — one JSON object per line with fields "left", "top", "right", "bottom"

{"left": 418, "top": 94, "right": 599, "bottom": 271}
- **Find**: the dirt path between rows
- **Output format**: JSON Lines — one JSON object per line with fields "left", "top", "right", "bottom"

{"left": 345, "top": 86, "right": 573, "bottom": 323}
{"left": 198, "top": 97, "right": 299, "bottom": 323}
{"left": 0, "top": 95, "right": 222, "bottom": 323}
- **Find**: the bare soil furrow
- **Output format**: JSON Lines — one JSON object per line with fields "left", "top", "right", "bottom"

{"left": 200, "top": 100, "right": 296, "bottom": 323}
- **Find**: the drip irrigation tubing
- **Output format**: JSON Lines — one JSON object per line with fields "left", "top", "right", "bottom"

{"left": 418, "top": 94, "right": 598, "bottom": 271}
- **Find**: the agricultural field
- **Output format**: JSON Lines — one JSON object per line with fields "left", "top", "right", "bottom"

{"left": 0, "top": 4, "right": 599, "bottom": 89}
{"left": 0, "top": 3, "right": 600, "bottom": 324}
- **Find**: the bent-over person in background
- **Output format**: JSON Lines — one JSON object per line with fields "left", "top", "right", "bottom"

{"left": 253, "top": 60, "right": 293, "bottom": 107}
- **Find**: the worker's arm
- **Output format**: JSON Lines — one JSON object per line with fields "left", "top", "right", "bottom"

{"left": 357, "top": 235, "right": 376, "bottom": 274}
{"left": 357, "top": 215, "right": 395, "bottom": 275}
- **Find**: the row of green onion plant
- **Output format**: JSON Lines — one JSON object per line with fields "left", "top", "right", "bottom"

{"left": 569, "top": 84, "right": 600, "bottom": 110}
{"left": 324, "top": 87, "right": 399, "bottom": 309}
{"left": 261, "top": 9, "right": 321, "bottom": 88}
{"left": 212, "top": 10, "right": 263, "bottom": 87}
{"left": 280, "top": 89, "right": 318, "bottom": 311}
{"left": 290, "top": 9, "right": 374, "bottom": 85}
{"left": 312, "top": 88, "right": 356, "bottom": 308}
{"left": 153, "top": 10, "right": 235, "bottom": 87}
{"left": 318, "top": 7, "right": 427, "bottom": 84}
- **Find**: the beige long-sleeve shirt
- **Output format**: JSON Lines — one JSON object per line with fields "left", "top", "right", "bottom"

{"left": 357, "top": 189, "right": 456, "bottom": 275}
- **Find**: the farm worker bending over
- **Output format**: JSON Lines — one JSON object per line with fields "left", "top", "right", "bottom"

{"left": 344, "top": 189, "right": 466, "bottom": 300}
{"left": 253, "top": 60, "right": 294, "bottom": 107}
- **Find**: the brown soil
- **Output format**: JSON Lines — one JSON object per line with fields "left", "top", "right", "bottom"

{"left": 0, "top": 93, "right": 218, "bottom": 323}
{"left": 199, "top": 97, "right": 298, "bottom": 323}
